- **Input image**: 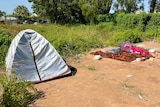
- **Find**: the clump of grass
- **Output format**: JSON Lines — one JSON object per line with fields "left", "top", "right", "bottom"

{"left": 120, "top": 80, "right": 134, "bottom": 89}
{"left": 87, "top": 65, "right": 96, "bottom": 71}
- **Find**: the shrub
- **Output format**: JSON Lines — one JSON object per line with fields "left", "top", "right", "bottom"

{"left": 51, "top": 32, "right": 103, "bottom": 57}
{"left": 0, "top": 29, "right": 13, "bottom": 65}
{"left": 0, "top": 75, "right": 37, "bottom": 107}
{"left": 136, "top": 13, "right": 151, "bottom": 32}
{"left": 121, "top": 30, "right": 142, "bottom": 43}
{"left": 115, "top": 13, "right": 151, "bottom": 31}
{"left": 96, "top": 14, "right": 116, "bottom": 24}
{"left": 96, "top": 22, "right": 115, "bottom": 32}
{"left": 146, "top": 13, "right": 160, "bottom": 31}
{"left": 106, "top": 30, "right": 142, "bottom": 46}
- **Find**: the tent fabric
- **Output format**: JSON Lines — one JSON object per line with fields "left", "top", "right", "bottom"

{"left": 5, "top": 29, "right": 71, "bottom": 82}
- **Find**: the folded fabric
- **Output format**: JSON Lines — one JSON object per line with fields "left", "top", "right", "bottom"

{"left": 124, "top": 45, "right": 149, "bottom": 55}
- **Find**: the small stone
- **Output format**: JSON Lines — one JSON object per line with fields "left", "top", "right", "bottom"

{"left": 126, "top": 74, "right": 132, "bottom": 78}
{"left": 149, "top": 57, "right": 154, "bottom": 61}
{"left": 94, "top": 55, "right": 102, "bottom": 60}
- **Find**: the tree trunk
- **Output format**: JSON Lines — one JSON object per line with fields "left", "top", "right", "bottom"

{"left": 150, "top": 0, "right": 157, "bottom": 13}
{"left": 106, "top": 0, "right": 113, "bottom": 14}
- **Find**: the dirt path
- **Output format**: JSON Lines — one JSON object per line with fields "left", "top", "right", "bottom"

{"left": 30, "top": 42, "right": 160, "bottom": 107}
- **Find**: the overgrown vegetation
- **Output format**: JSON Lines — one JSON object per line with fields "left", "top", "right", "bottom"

{"left": 0, "top": 74, "right": 38, "bottom": 107}
{"left": 1, "top": 13, "right": 160, "bottom": 63}
{"left": 0, "top": 29, "right": 13, "bottom": 65}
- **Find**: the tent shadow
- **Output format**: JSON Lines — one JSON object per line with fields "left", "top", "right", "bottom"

{"left": 68, "top": 65, "right": 77, "bottom": 76}
{"left": 34, "top": 65, "right": 77, "bottom": 84}
{"left": 52, "top": 65, "right": 77, "bottom": 79}
{"left": 29, "top": 91, "right": 45, "bottom": 105}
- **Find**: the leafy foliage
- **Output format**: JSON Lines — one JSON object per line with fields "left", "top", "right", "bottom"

{"left": 98, "top": 0, "right": 113, "bottom": 14}
{"left": 1, "top": 13, "right": 160, "bottom": 59}
{"left": 149, "top": 0, "right": 160, "bottom": 13}
{"left": 14, "top": 5, "right": 30, "bottom": 17}
{"left": 28, "top": 0, "right": 117, "bottom": 24}
{"left": 0, "top": 29, "right": 13, "bottom": 65}
{"left": 113, "top": 0, "right": 144, "bottom": 13}
{"left": 0, "top": 10, "right": 6, "bottom": 17}
{"left": 96, "top": 14, "right": 116, "bottom": 24}
{"left": 78, "top": 0, "right": 99, "bottom": 24}
{"left": 105, "top": 30, "right": 142, "bottom": 46}
{"left": 146, "top": 13, "right": 160, "bottom": 31}
{"left": 2, "top": 0, "right": 157, "bottom": 25}
{"left": 29, "top": 0, "right": 86, "bottom": 24}
{"left": 0, "top": 75, "right": 37, "bottom": 107}
{"left": 115, "top": 13, "right": 151, "bottom": 31}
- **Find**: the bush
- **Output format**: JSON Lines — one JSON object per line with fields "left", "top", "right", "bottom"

{"left": 96, "top": 14, "right": 116, "bottom": 24}
{"left": 51, "top": 32, "right": 103, "bottom": 57}
{"left": 96, "top": 22, "right": 115, "bottom": 32}
{"left": 146, "top": 13, "right": 160, "bottom": 30}
{"left": 122, "top": 30, "right": 142, "bottom": 43}
{"left": 1, "top": 22, "right": 160, "bottom": 60}
{"left": 115, "top": 13, "right": 151, "bottom": 31}
{"left": 106, "top": 30, "right": 142, "bottom": 46}
{"left": 0, "top": 29, "right": 13, "bottom": 65}
{"left": 0, "top": 75, "right": 37, "bottom": 107}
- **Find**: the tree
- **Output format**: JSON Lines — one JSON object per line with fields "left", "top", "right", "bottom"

{"left": 113, "top": 0, "right": 144, "bottom": 13}
{"left": 98, "top": 0, "right": 113, "bottom": 14}
{"left": 29, "top": 0, "right": 86, "bottom": 24}
{"left": 14, "top": 5, "right": 30, "bottom": 17}
{"left": 0, "top": 10, "right": 6, "bottom": 17}
{"left": 149, "top": 0, "right": 160, "bottom": 13}
{"left": 78, "top": 0, "right": 99, "bottom": 23}
{"left": 78, "top": 0, "right": 113, "bottom": 23}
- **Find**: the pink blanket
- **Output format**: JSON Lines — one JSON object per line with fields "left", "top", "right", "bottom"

{"left": 124, "top": 44, "right": 149, "bottom": 55}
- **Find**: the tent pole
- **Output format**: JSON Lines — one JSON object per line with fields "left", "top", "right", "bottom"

{"left": 29, "top": 42, "right": 42, "bottom": 81}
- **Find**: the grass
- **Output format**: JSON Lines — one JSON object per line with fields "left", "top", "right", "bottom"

{"left": 1, "top": 23, "right": 160, "bottom": 62}
{"left": 1, "top": 24, "right": 107, "bottom": 57}
{"left": 87, "top": 65, "right": 96, "bottom": 71}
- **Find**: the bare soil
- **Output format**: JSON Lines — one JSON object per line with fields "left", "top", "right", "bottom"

{"left": 31, "top": 42, "right": 160, "bottom": 107}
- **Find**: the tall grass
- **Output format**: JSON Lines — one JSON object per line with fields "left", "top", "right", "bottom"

{"left": 1, "top": 24, "right": 108, "bottom": 57}
{"left": 0, "top": 28, "right": 13, "bottom": 66}
{"left": 1, "top": 21, "right": 160, "bottom": 61}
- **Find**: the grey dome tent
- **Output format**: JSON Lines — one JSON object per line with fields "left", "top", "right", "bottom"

{"left": 5, "top": 29, "right": 71, "bottom": 82}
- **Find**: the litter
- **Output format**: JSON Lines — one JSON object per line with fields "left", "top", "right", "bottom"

{"left": 90, "top": 41, "right": 154, "bottom": 62}
{"left": 149, "top": 49, "right": 156, "bottom": 53}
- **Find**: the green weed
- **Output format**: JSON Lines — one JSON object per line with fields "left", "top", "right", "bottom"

{"left": 87, "top": 65, "right": 96, "bottom": 71}
{"left": 0, "top": 74, "right": 38, "bottom": 107}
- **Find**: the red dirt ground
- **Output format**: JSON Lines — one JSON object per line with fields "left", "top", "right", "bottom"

{"left": 30, "top": 42, "right": 160, "bottom": 107}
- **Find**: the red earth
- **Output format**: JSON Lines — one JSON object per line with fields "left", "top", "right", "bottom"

{"left": 30, "top": 42, "right": 160, "bottom": 107}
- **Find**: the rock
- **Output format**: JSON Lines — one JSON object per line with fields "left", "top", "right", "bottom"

{"left": 94, "top": 55, "right": 102, "bottom": 60}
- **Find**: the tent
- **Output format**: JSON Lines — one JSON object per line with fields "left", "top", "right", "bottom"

{"left": 5, "top": 29, "right": 71, "bottom": 82}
